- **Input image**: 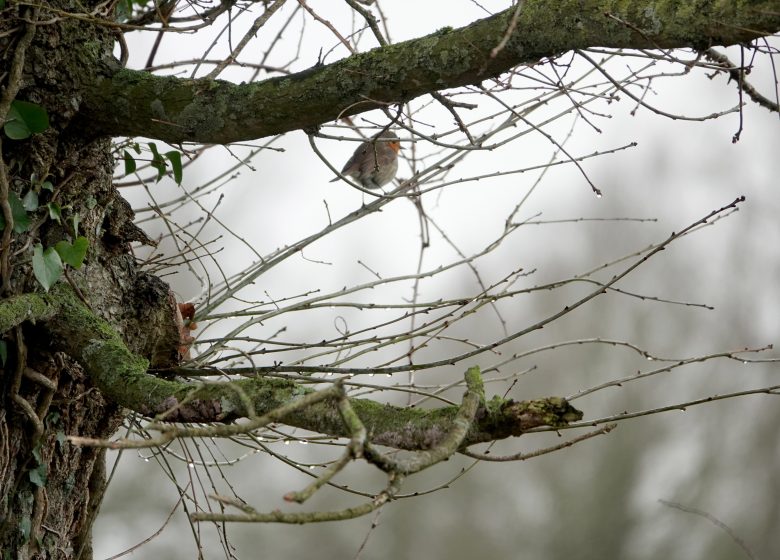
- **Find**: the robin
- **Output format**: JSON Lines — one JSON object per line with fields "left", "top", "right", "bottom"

{"left": 331, "top": 130, "right": 401, "bottom": 189}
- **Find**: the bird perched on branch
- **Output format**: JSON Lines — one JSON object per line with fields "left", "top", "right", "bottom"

{"left": 331, "top": 130, "right": 401, "bottom": 189}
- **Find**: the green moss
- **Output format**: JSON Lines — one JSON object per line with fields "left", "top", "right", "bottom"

{"left": 82, "top": 0, "right": 780, "bottom": 144}
{"left": 0, "top": 291, "right": 58, "bottom": 334}
{"left": 52, "top": 284, "right": 118, "bottom": 342}
{"left": 1, "top": 287, "right": 583, "bottom": 450}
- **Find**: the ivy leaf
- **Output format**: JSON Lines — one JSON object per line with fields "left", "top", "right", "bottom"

{"left": 22, "top": 190, "right": 38, "bottom": 211}
{"left": 46, "top": 201, "right": 62, "bottom": 223}
{"left": 19, "top": 516, "right": 31, "bottom": 543}
{"left": 10, "top": 192, "right": 31, "bottom": 232}
{"left": 47, "top": 411, "right": 61, "bottom": 425}
{"left": 12, "top": 101, "right": 49, "bottom": 133}
{"left": 41, "top": 180, "right": 54, "bottom": 192}
{"left": 28, "top": 463, "right": 47, "bottom": 487}
{"left": 4, "top": 115, "right": 30, "bottom": 140}
{"left": 123, "top": 150, "right": 136, "bottom": 174}
{"left": 72, "top": 214, "right": 81, "bottom": 236}
{"left": 0, "top": 192, "right": 31, "bottom": 233}
{"left": 0, "top": 340, "right": 6, "bottom": 366}
{"left": 4, "top": 100, "right": 49, "bottom": 140}
{"left": 165, "top": 150, "right": 183, "bottom": 184}
{"left": 55, "top": 236, "right": 88, "bottom": 268}
{"left": 148, "top": 142, "right": 166, "bottom": 182}
{"left": 32, "top": 243, "right": 63, "bottom": 292}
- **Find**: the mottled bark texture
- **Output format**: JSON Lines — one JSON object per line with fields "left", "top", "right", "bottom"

{"left": 0, "top": 3, "right": 176, "bottom": 558}
{"left": 80, "top": 0, "right": 780, "bottom": 144}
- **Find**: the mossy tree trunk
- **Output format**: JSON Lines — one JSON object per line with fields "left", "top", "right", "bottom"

{"left": 0, "top": 4, "right": 176, "bottom": 557}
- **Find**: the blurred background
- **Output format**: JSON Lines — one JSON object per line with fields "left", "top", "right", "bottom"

{"left": 95, "top": 2, "right": 780, "bottom": 558}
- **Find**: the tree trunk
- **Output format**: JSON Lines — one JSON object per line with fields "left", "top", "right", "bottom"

{"left": 0, "top": 5, "right": 168, "bottom": 558}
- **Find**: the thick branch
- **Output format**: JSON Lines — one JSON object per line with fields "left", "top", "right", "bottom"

{"left": 364, "top": 366, "right": 483, "bottom": 474}
{"left": 0, "top": 291, "right": 60, "bottom": 334}
{"left": 2, "top": 286, "right": 583, "bottom": 450}
{"left": 81, "top": 0, "right": 780, "bottom": 144}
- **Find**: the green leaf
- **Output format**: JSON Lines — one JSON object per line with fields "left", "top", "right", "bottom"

{"left": 55, "top": 430, "right": 67, "bottom": 448}
{"left": 72, "top": 214, "right": 81, "bottom": 236}
{"left": 4, "top": 115, "right": 30, "bottom": 140}
{"left": 123, "top": 150, "right": 137, "bottom": 174}
{"left": 4, "top": 100, "right": 49, "bottom": 139}
{"left": 86, "top": 196, "right": 97, "bottom": 209}
{"left": 165, "top": 150, "right": 183, "bottom": 184}
{"left": 0, "top": 192, "right": 31, "bottom": 233}
{"left": 32, "top": 443, "right": 42, "bottom": 463}
{"left": 11, "top": 100, "right": 49, "bottom": 133}
{"left": 55, "top": 236, "right": 88, "bottom": 268}
{"left": 46, "top": 201, "right": 62, "bottom": 222}
{"left": 19, "top": 517, "right": 31, "bottom": 543}
{"left": 32, "top": 243, "right": 63, "bottom": 292}
{"left": 148, "top": 142, "right": 166, "bottom": 182}
{"left": 10, "top": 192, "right": 30, "bottom": 232}
{"left": 28, "top": 463, "right": 47, "bottom": 487}
{"left": 47, "top": 410, "right": 61, "bottom": 425}
{"left": 0, "top": 340, "right": 6, "bottom": 366}
{"left": 41, "top": 180, "right": 54, "bottom": 192}
{"left": 22, "top": 190, "right": 38, "bottom": 211}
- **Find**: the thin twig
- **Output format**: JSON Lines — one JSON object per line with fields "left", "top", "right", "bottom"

{"left": 659, "top": 500, "right": 759, "bottom": 560}
{"left": 705, "top": 47, "right": 779, "bottom": 113}
{"left": 206, "top": 0, "right": 288, "bottom": 79}
{"left": 461, "top": 424, "right": 616, "bottom": 462}
{"left": 298, "top": 0, "right": 355, "bottom": 53}
{"left": 490, "top": 0, "right": 524, "bottom": 59}
{"left": 345, "top": 0, "right": 386, "bottom": 46}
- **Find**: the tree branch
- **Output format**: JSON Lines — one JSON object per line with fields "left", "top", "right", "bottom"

{"left": 2, "top": 286, "right": 582, "bottom": 451}
{"left": 80, "top": 0, "right": 780, "bottom": 144}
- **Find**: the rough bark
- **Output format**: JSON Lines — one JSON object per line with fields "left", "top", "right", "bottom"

{"left": 0, "top": 4, "right": 174, "bottom": 557}
{"left": 79, "top": 0, "right": 780, "bottom": 144}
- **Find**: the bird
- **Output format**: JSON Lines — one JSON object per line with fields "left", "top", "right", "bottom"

{"left": 331, "top": 130, "right": 401, "bottom": 189}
